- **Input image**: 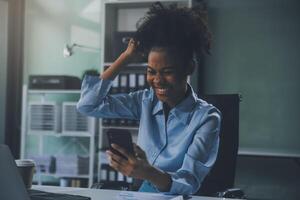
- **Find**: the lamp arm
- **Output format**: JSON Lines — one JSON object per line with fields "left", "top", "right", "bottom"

{"left": 73, "top": 43, "right": 100, "bottom": 51}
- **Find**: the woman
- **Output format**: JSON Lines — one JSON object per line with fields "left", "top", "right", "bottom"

{"left": 77, "top": 2, "right": 221, "bottom": 195}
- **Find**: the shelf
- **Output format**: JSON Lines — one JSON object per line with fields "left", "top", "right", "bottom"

{"left": 104, "top": 0, "right": 188, "bottom": 7}
{"left": 28, "top": 132, "right": 93, "bottom": 137}
{"left": 102, "top": 126, "right": 139, "bottom": 131}
{"left": 36, "top": 172, "right": 89, "bottom": 179}
{"left": 104, "top": 62, "right": 148, "bottom": 67}
{"left": 61, "top": 133, "right": 94, "bottom": 137}
{"left": 28, "top": 89, "right": 81, "bottom": 94}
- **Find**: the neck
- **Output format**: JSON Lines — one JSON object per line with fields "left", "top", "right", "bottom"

{"left": 166, "top": 84, "right": 189, "bottom": 108}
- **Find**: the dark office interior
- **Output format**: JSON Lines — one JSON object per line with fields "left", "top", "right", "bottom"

{"left": 0, "top": 0, "right": 299, "bottom": 200}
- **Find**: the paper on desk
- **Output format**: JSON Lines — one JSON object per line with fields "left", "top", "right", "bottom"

{"left": 117, "top": 191, "right": 184, "bottom": 200}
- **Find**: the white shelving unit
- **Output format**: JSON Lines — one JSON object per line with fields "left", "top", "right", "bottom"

{"left": 20, "top": 85, "right": 97, "bottom": 187}
{"left": 97, "top": 0, "right": 191, "bottom": 184}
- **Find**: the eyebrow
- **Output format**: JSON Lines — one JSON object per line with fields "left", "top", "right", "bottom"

{"left": 146, "top": 66, "right": 174, "bottom": 71}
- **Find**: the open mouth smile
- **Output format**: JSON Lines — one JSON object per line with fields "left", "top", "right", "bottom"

{"left": 154, "top": 87, "right": 170, "bottom": 95}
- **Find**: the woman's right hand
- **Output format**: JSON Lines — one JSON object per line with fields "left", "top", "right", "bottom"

{"left": 123, "top": 38, "right": 139, "bottom": 59}
{"left": 100, "top": 38, "right": 139, "bottom": 80}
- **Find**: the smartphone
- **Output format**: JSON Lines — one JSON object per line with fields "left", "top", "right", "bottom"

{"left": 106, "top": 129, "right": 134, "bottom": 160}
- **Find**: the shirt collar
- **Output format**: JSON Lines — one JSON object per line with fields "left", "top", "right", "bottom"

{"left": 152, "top": 98, "right": 163, "bottom": 115}
{"left": 152, "top": 84, "right": 198, "bottom": 125}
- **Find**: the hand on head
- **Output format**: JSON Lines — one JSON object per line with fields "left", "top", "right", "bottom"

{"left": 123, "top": 38, "right": 139, "bottom": 59}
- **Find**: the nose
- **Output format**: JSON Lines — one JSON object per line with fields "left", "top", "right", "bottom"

{"left": 153, "top": 73, "right": 164, "bottom": 85}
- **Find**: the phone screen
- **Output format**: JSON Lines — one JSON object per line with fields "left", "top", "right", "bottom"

{"left": 106, "top": 129, "right": 134, "bottom": 160}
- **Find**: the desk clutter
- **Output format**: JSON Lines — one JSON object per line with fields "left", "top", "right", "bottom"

{"left": 22, "top": 84, "right": 96, "bottom": 187}
{"left": 99, "top": 164, "right": 133, "bottom": 184}
{"left": 56, "top": 155, "right": 89, "bottom": 175}
{"left": 29, "top": 189, "right": 91, "bottom": 200}
{"left": 29, "top": 155, "right": 90, "bottom": 176}
{"left": 29, "top": 75, "right": 81, "bottom": 90}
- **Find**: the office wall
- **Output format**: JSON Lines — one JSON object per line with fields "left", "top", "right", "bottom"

{"left": 205, "top": 0, "right": 300, "bottom": 156}
{"left": 23, "top": 0, "right": 101, "bottom": 83}
{"left": 22, "top": 1, "right": 101, "bottom": 183}
{"left": 0, "top": 0, "right": 8, "bottom": 144}
{"left": 204, "top": 1, "right": 300, "bottom": 199}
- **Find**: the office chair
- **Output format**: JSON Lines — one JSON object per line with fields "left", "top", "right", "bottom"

{"left": 196, "top": 94, "right": 245, "bottom": 199}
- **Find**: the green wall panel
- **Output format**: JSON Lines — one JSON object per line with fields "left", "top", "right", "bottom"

{"left": 205, "top": 0, "right": 300, "bottom": 156}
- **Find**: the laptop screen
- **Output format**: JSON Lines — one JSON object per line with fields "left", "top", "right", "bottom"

{"left": 0, "top": 144, "right": 30, "bottom": 200}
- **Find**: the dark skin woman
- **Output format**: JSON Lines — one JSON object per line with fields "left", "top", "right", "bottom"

{"left": 78, "top": 2, "right": 220, "bottom": 195}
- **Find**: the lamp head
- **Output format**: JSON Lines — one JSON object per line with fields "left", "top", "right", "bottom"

{"left": 63, "top": 44, "right": 73, "bottom": 57}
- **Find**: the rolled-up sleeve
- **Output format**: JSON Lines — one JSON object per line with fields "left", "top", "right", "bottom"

{"left": 77, "top": 75, "right": 142, "bottom": 119}
{"left": 168, "top": 108, "right": 221, "bottom": 195}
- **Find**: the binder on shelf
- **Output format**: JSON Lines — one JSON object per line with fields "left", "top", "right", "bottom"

{"left": 100, "top": 165, "right": 107, "bottom": 181}
{"left": 100, "top": 164, "right": 117, "bottom": 182}
{"left": 100, "top": 164, "right": 133, "bottom": 184}
{"left": 128, "top": 74, "right": 137, "bottom": 92}
{"left": 127, "top": 120, "right": 137, "bottom": 127}
{"left": 60, "top": 178, "right": 87, "bottom": 188}
{"left": 117, "top": 172, "right": 125, "bottom": 182}
{"left": 60, "top": 178, "right": 70, "bottom": 187}
{"left": 111, "top": 75, "right": 120, "bottom": 94}
{"left": 127, "top": 177, "right": 133, "bottom": 183}
{"left": 127, "top": 73, "right": 137, "bottom": 126}
{"left": 109, "top": 169, "right": 117, "bottom": 182}
{"left": 103, "top": 75, "right": 120, "bottom": 126}
{"left": 119, "top": 119, "right": 127, "bottom": 127}
{"left": 102, "top": 118, "right": 111, "bottom": 126}
{"left": 110, "top": 118, "right": 120, "bottom": 126}
{"left": 100, "top": 164, "right": 108, "bottom": 181}
{"left": 119, "top": 74, "right": 128, "bottom": 126}
{"left": 102, "top": 118, "right": 119, "bottom": 127}
{"left": 137, "top": 73, "right": 147, "bottom": 90}
{"left": 119, "top": 74, "right": 128, "bottom": 93}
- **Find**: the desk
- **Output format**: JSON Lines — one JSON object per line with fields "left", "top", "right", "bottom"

{"left": 32, "top": 185, "right": 234, "bottom": 200}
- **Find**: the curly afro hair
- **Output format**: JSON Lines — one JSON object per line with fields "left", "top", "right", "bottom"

{"left": 134, "top": 2, "right": 212, "bottom": 68}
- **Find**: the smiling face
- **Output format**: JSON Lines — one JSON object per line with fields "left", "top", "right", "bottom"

{"left": 147, "top": 48, "right": 188, "bottom": 108}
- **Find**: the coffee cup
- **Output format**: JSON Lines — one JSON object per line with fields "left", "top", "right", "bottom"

{"left": 15, "top": 159, "right": 35, "bottom": 189}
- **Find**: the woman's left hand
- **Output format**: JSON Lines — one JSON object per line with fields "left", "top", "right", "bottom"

{"left": 106, "top": 143, "right": 152, "bottom": 179}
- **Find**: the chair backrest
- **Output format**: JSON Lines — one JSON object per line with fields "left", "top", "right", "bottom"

{"left": 197, "top": 94, "right": 240, "bottom": 196}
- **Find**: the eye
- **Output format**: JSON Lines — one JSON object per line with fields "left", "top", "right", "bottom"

{"left": 162, "top": 70, "right": 175, "bottom": 75}
{"left": 147, "top": 68, "right": 156, "bottom": 75}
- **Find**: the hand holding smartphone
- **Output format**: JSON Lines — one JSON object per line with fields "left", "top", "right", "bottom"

{"left": 106, "top": 129, "right": 134, "bottom": 160}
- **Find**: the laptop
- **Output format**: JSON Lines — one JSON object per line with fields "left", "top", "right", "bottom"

{"left": 0, "top": 144, "right": 31, "bottom": 200}
{"left": 0, "top": 144, "right": 90, "bottom": 200}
